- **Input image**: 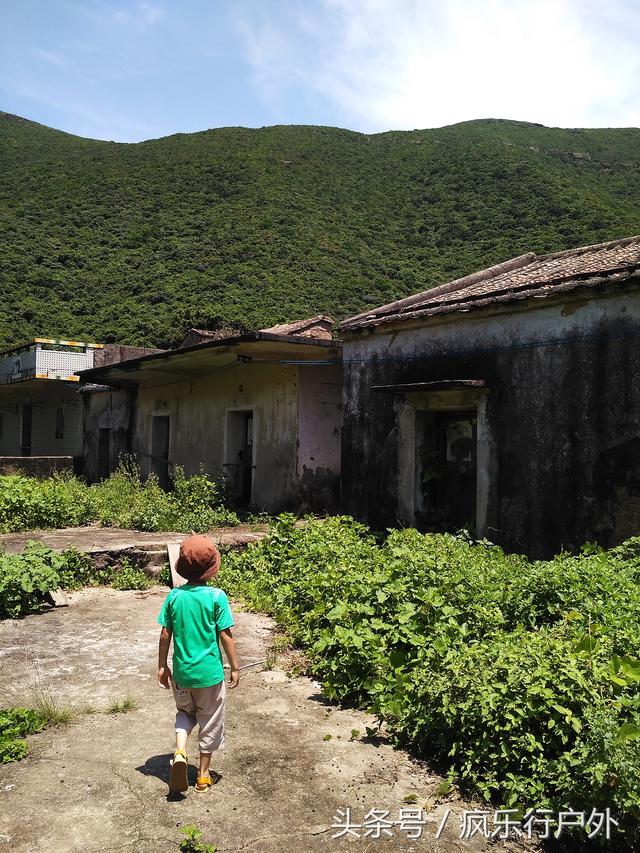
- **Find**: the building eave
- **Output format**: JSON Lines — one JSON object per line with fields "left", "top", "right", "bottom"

{"left": 78, "top": 332, "right": 343, "bottom": 389}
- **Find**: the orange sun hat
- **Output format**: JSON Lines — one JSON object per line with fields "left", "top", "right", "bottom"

{"left": 175, "top": 534, "right": 221, "bottom": 582}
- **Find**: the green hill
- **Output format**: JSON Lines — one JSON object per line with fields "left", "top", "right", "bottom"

{"left": 1, "top": 111, "right": 639, "bottom": 348}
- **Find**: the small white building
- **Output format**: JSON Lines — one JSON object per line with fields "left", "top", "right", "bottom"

{"left": 0, "top": 338, "right": 102, "bottom": 473}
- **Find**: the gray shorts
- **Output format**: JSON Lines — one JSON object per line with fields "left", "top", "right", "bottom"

{"left": 172, "top": 678, "right": 226, "bottom": 753}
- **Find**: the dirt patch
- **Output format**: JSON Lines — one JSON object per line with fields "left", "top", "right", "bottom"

{"left": 0, "top": 589, "right": 533, "bottom": 852}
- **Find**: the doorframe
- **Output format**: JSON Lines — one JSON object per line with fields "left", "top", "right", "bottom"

{"left": 223, "top": 408, "right": 257, "bottom": 503}
{"left": 20, "top": 401, "right": 33, "bottom": 457}
{"left": 395, "top": 388, "right": 494, "bottom": 537}
{"left": 150, "top": 413, "right": 171, "bottom": 490}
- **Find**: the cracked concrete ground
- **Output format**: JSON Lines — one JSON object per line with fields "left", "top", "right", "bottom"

{"left": 0, "top": 588, "right": 533, "bottom": 852}
{"left": 0, "top": 523, "right": 268, "bottom": 555}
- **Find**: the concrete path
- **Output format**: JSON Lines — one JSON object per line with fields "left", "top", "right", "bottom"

{"left": 0, "top": 589, "right": 532, "bottom": 853}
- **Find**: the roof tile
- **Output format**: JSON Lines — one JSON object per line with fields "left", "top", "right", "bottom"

{"left": 341, "top": 235, "right": 640, "bottom": 330}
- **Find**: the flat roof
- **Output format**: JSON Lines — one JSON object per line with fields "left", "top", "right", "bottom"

{"left": 79, "top": 331, "right": 342, "bottom": 389}
{"left": 0, "top": 338, "right": 103, "bottom": 358}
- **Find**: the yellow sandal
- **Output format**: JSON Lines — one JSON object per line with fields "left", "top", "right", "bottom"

{"left": 195, "top": 771, "right": 221, "bottom": 792}
{"left": 169, "top": 749, "right": 189, "bottom": 792}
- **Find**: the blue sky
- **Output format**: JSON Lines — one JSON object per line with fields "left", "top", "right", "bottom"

{"left": 1, "top": 0, "right": 639, "bottom": 142}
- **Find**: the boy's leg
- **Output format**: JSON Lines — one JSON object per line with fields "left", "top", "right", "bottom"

{"left": 175, "top": 729, "right": 188, "bottom": 754}
{"left": 172, "top": 681, "right": 197, "bottom": 746}
{"left": 170, "top": 682, "right": 197, "bottom": 792}
{"left": 199, "top": 751, "right": 212, "bottom": 779}
{"left": 192, "top": 681, "right": 226, "bottom": 786}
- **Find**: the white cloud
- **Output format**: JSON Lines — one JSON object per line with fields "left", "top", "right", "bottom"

{"left": 2, "top": 69, "right": 156, "bottom": 141}
{"left": 32, "top": 48, "right": 70, "bottom": 67}
{"left": 237, "top": 0, "right": 640, "bottom": 130}
{"left": 235, "top": 15, "right": 295, "bottom": 111}
{"left": 122, "top": 0, "right": 164, "bottom": 25}
{"left": 67, "top": 0, "right": 164, "bottom": 28}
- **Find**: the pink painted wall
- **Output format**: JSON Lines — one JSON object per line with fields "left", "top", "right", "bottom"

{"left": 296, "top": 364, "right": 341, "bottom": 510}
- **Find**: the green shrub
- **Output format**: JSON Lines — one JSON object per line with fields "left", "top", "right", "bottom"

{"left": 88, "top": 456, "right": 147, "bottom": 527}
{"left": 110, "top": 559, "right": 150, "bottom": 590}
{"left": 0, "top": 708, "right": 47, "bottom": 763}
{"left": 157, "top": 563, "right": 171, "bottom": 586}
{"left": 0, "top": 542, "right": 65, "bottom": 618}
{"left": 0, "top": 462, "right": 238, "bottom": 534}
{"left": 55, "top": 547, "right": 99, "bottom": 590}
{"left": 0, "top": 543, "right": 151, "bottom": 617}
{"left": 165, "top": 467, "right": 239, "bottom": 531}
{"left": 0, "top": 473, "right": 93, "bottom": 532}
{"left": 220, "top": 515, "right": 640, "bottom": 845}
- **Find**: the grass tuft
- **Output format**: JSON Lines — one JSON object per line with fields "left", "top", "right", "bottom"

{"left": 2, "top": 661, "right": 94, "bottom": 726}
{"left": 107, "top": 695, "right": 138, "bottom": 715}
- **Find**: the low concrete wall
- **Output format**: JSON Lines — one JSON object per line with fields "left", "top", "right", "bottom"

{"left": 0, "top": 456, "right": 76, "bottom": 477}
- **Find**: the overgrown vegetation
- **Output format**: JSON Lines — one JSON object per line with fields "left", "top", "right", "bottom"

{"left": 0, "top": 709, "right": 47, "bottom": 763}
{"left": 220, "top": 515, "right": 640, "bottom": 845}
{"left": 0, "top": 542, "right": 75, "bottom": 618}
{"left": 109, "top": 558, "right": 151, "bottom": 591}
{"left": 0, "top": 543, "right": 152, "bottom": 618}
{"left": 2, "top": 112, "right": 640, "bottom": 347}
{"left": 0, "top": 462, "right": 238, "bottom": 534}
{"left": 0, "top": 463, "right": 235, "bottom": 618}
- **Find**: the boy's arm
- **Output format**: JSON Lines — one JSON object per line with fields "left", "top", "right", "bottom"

{"left": 158, "top": 626, "right": 172, "bottom": 689}
{"left": 219, "top": 627, "right": 240, "bottom": 689}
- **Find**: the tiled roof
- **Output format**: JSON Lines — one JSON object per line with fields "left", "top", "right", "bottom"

{"left": 260, "top": 314, "right": 334, "bottom": 339}
{"left": 341, "top": 235, "right": 640, "bottom": 331}
{"left": 182, "top": 315, "right": 335, "bottom": 348}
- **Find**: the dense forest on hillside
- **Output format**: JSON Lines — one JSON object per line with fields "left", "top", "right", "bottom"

{"left": 1, "top": 111, "right": 640, "bottom": 348}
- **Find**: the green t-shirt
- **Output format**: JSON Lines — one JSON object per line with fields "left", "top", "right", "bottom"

{"left": 157, "top": 585, "right": 234, "bottom": 688}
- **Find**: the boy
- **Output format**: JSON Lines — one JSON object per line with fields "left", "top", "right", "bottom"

{"left": 157, "top": 533, "right": 240, "bottom": 793}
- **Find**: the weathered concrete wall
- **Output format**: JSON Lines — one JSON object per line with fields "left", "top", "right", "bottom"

{"left": 0, "top": 456, "right": 75, "bottom": 477}
{"left": 341, "top": 282, "right": 640, "bottom": 557}
{"left": 82, "top": 388, "right": 133, "bottom": 481}
{"left": 0, "top": 382, "right": 83, "bottom": 457}
{"left": 296, "top": 365, "right": 342, "bottom": 512}
{"left": 132, "top": 362, "right": 300, "bottom": 512}
{"left": 94, "top": 345, "right": 164, "bottom": 367}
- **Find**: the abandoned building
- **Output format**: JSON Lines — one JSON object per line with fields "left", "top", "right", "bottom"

{"left": 0, "top": 338, "right": 102, "bottom": 475}
{"left": 79, "top": 317, "right": 342, "bottom": 513}
{"left": 340, "top": 235, "right": 640, "bottom": 558}
{"left": 0, "top": 338, "right": 162, "bottom": 476}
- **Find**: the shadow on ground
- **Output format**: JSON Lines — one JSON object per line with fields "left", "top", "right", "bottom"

{"left": 136, "top": 753, "right": 199, "bottom": 800}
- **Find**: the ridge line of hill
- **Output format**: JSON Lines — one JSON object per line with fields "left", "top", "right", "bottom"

{"left": 1, "top": 112, "right": 639, "bottom": 348}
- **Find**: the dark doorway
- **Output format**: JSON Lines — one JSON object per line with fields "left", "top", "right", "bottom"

{"left": 225, "top": 410, "right": 254, "bottom": 506}
{"left": 97, "top": 428, "right": 110, "bottom": 481}
{"left": 21, "top": 403, "right": 32, "bottom": 457}
{"left": 151, "top": 416, "right": 170, "bottom": 490}
{"left": 415, "top": 410, "right": 477, "bottom": 533}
